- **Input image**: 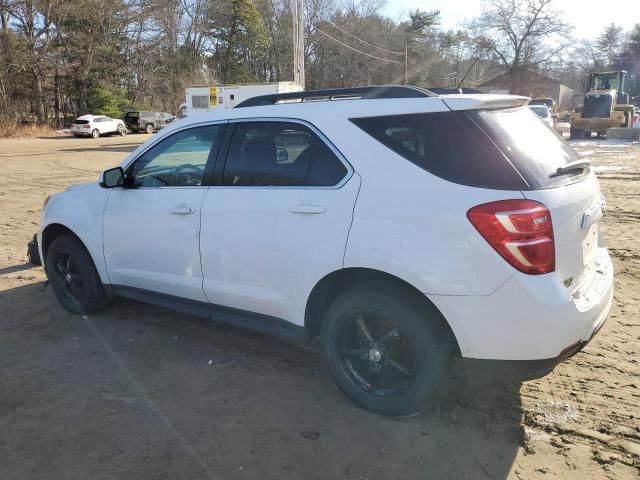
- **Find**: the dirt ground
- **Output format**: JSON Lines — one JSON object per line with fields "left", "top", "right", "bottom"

{"left": 0, "top": 134, "right": 638, "bottom": 480}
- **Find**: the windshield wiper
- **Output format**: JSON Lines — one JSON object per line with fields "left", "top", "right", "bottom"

{"left": 550, "top": 159, "right": 591, "bottom": 178}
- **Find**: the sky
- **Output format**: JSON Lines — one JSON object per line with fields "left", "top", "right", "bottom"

{"left": 382, "top": 0, "right": 640, "bottom": 39}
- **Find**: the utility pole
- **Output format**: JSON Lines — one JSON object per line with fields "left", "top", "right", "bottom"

{"left": 404, "top": 43, "right": 408, "bottom": 85}
{"left": 292, "top": 0, "right": 305, "bottom": 88}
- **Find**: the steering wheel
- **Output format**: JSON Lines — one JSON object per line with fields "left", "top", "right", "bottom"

{"left": 174, "top": 164, "right": 204, "bottom": 186}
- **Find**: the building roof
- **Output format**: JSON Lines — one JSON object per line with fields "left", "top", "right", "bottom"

{"left": 480, "top": 69, "right": 570, "bottom": 88}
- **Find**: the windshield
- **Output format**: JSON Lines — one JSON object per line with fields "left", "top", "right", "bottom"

{"left": 476, "top": 107, "right": 583, "bottom": 188}
{"left": 591, "top": 73, "right": 621, "bottom": 90}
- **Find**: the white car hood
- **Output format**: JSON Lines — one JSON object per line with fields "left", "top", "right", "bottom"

{"left": 65, "top": 182, "right": 95, "bottom": 192}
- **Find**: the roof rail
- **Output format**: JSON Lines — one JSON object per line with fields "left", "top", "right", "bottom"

{"left": 427, "top": 87, "right": 483, "bottom": 95}
{"left": 234, "top": 85, "right": 436, "bottom": 108}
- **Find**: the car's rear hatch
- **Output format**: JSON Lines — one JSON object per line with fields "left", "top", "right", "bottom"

{"left": 443, "top": 98, "right": 604, "bottom": 284}
{"left": 124, "top": 112, "right": 140, "bottom": 127}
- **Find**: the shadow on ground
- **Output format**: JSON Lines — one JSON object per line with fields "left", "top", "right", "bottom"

{"left": 60, "top": 143, "right": 141, "bottom": 154}
{"left": 0, "top": 263, "right": 33, "bottom": 276}
{"left": 0, "top": 281, "right": 524, "bottom": 480}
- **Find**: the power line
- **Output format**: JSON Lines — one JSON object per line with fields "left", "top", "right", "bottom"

{"left": 313, "top": 27, "right": 404, "bottom": 65}
{"left": 408, "top": 61, "right": 459, "bottom": 81}
{"left": 325, "top": 20, "right": 404, "bottom": 56}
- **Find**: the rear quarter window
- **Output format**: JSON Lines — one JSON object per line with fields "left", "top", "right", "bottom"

{"left": 350, "top": 112, "right": 528, "bottom": 190}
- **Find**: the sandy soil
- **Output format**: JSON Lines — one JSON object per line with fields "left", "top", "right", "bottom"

{"left": 0, "top": 134, "right": 638, "bottom": 479}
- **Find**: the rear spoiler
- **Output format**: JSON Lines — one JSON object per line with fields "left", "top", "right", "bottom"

{"left": 442, "top": 95, "right": 530, "bottom": 111}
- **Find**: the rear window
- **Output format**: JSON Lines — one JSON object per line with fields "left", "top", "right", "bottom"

{"left": 476, "top": 107, "right": 583, "bottom": 188}
{"left": 351, "top": 112, "right": 528, "bottom": 190}
{"left": 125, "top": 112, "right": 139, "bottom": 119}
{"left": 73, "top": 119, "right": 89, "bottom": 125}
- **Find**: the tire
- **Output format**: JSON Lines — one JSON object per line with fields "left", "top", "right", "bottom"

{"left": 569, "top": 126, "right": 582, "bottom": 140}
{"left": 321, "top": 284, "right": 453, "bottom": 417}
{"left": 45, "top": 235, "right": 109, "bottom": 315}
{"left": 145, "top": 123, "right": 154, "bottom": 134}
{"left": 117, "top": 124, "right": 127, "bottom": 136}
{"left": 91, "top": 129, "right": 100, "bottom": 139}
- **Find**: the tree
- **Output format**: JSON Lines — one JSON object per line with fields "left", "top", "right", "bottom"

{"left": 469, "top": 0, "right": 572, "bottom": 71}
{"left": 207, "top": 0, "right": 268, "bottom": 83}
{"left": 596, "top": 23, "right": 623, "bottom": 68}
{"left": 6, "top": 0, "right": 64, "bottom": 122}
{"left": 616, "top": 24, "right": 640, "bottom": 99}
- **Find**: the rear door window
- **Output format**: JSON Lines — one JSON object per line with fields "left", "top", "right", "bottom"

{"left": 351, "top": 112, "right": 528, "bottom": 190}
{"left": 307, "top": 141, "right": 348, "bottom": 186}
{"left": 222, "top": 122, "right": 347, "bottom": 187}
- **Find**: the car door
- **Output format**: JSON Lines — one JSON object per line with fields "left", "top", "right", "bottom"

{"left": 199, "top": 120, "right": 360, "bottom": 325}
{"left": 93, "top": 117, "right": 106, "bottom": 133}
{"left": 106, "top": 117, "right": 119, "bottom": 133}
{"left": 103, "top": 123, "right": 225, "bottom": 301}
{"left": 154, "top": 112, "right": 163, "bottom": 130}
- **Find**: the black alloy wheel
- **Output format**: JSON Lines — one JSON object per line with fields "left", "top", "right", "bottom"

{"left": 338, "top": 313, "right": 416, "bottom": 398}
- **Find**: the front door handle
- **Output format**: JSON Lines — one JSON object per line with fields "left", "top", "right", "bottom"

{"left": 289, "top": 204, "right": 326, "bottom": 215}
{"left": 169, "top": 206, "right": 195, "bottom": 215}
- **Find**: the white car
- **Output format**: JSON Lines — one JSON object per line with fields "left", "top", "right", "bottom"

{"left": 71, "top": 114, "right": 127, "bottom": 138}
{"left": 528, "top": 105, "right": 554, "bottom": 128}
{"left": 37, "top": 86, "right": 613, "bottom": 416}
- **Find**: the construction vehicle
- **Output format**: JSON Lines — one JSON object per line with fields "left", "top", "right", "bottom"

{"left": 570, "top": 71, "right": 634, "bottom": 139}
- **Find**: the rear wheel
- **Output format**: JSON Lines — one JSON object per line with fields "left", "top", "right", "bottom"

{"left": 117, "top": 124, "right": 127, "bottom": 136}
{"left": 45, "top": 235, "right": 109, "bottom": 315}
{"left": 569, "top": 126, "right": 583, "bottom": 139}
{"left": 321, "top": 285, "right": 452, "bottom": 417}
{"left": 145, "top": 123, "right": 154, "bottom": 134}
{"left": 91, "top": 129, "right": 100, "bottom": 139}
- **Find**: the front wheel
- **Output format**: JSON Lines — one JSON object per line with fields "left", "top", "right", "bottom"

{"left": 45, "top": 235, "right": 110, "bottom": 315}
{"left": 321, "top": 285, "right": 452, "bottom": 417}
{"left": 145, "top": 123, "right": 154, "bottom": 134}
{"left": 91, "top": 129, "right": 100, "bottom": 139}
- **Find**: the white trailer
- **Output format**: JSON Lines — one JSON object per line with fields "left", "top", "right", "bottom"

{"left": 180, "top": 82, "right": 302, "bottom": 118}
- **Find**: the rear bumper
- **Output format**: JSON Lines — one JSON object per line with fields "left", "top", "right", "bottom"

{"left": 429, "top": 247, "right": 614, "bottom": 365}
{"left": 461, "top": 302, "right": 609, "bottom": 384}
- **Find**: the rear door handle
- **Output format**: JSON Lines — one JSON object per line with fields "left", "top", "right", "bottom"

{"left": 289, "top": 204, "right": 326, "bottom": 215}
{"left": 169, "top": 206, "right": 195, "bottom": 215}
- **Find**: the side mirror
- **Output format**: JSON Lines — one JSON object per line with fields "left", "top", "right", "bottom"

{"left": 99, "top": 166, "right": 124, "bottom": 188}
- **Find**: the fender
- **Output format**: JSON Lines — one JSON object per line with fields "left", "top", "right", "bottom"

{"left": 39, "top": 182, "right": 111, "bottom": 284}
{"left": 333, "top": 134, "right": 519, "bottom": 296}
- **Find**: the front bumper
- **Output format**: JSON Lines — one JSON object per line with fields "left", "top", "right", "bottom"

{"left": 27, "top": 233, "right": 41, "bottom": 265}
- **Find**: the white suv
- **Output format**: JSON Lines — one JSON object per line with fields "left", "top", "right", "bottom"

{"left": 38, "top": 86, "right": 613, "bottom": 416}
{"left": 71, "top": 114, "right": 127, "bottom": 138}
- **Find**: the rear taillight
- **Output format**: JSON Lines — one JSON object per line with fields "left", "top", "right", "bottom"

{"left": 467, "top": 199, "right": 555, "bottom": 275}
{"left": 83, "top": 125, "right": 90, "bottom": 129}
